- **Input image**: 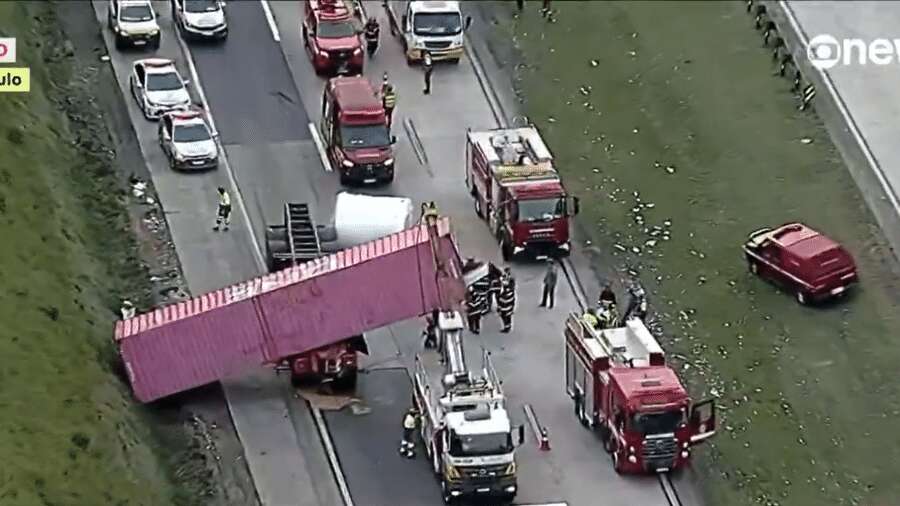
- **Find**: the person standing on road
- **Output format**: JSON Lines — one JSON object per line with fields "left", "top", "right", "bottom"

{"left": 422, "top": 52, "right": 434, "bottom": 95}
{"left": 497, "top": 267, "right": 517, "bottom": 333}
{"left": 381, "top": 74, "right": 397, "bottom": 128}
{"left": 213, "top": 187, "right": 232, "bottom": 231}
{"left": 540, "top": 259, "right": 558, "bottom": 308}
{"left": 465, "top": 286, "right": 486, "bottom": 334}
{"left": 399, "top": 407, "right": 420, "bottom": 459}
{"left": 471, "top": 269, "right": 492, "bottom": 313}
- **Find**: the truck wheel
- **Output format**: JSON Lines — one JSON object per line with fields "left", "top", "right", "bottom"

{"left": 500, "top": 239, "right": 513, "bottom": 261}
{"left": 339, "top": 172, "right": 351, "bottom": 186}
{"left": 441, "top": 481, "right": 454, "bottom": 504}
{"left": 611, "top": 447, "right": 624, "bottom": 474}
{"left": 796, "top": 290, "right": 808, "bottom": 305}
{"left": 334, "top": 370, "right": 358, "bottom": 390}
{"left": 448, "top": 58, "right": 460, "bottom": 65}
{"left": 115, "top": 35, "right": 127, "bottom": 50}
{"left": 473, "top": 193, "right": 483, "bottom": 217}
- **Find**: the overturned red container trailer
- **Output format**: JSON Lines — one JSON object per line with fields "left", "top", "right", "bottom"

{"left": 115, "top": 217, "right": 465, "bottom": 403}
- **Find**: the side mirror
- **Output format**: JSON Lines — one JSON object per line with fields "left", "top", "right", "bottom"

{"left": 465, "top": 15, "right": 473, "bottom": 30}
{"left": 390, "top": 135, "right": 398, "bottom": 144}
{"left": 218, "top": 0, "right": 226, "bottom": 9}
{"left": 212, "top": 132, "right": 220, "bottom": 140}
{"left": 569, "top": 196, "right": 580, "bottom": 216}
{"left": 689, "top": 399, "right": 717, "bottom": 445}
{"left": 183, "top": 79, "right": 191, "bottom": 86}
{"left": 516, "top": 425, "right": 525, "bottom": 445}
{"left": 401, "top": 14, "right": 408, "bottom": 29}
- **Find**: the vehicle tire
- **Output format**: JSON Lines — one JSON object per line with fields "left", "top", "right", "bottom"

{"left": 150, "top": 36, "right": 161, "bottom": 50}
{"left": 107, "top": 13, "right": 113, "bottom": 30}
{"left": 339, "top": 172, "right": 351, "bottom": 186}
{"left": 431, "top": 443, "right": 440, "bottom": 474}
{"left": 302, "top": 26, "right": 309, "bottom": 46}
{"left": 441, "top": 480, "right": 454, "bottom": 504}
{"left": 501, "top": 238, "right": 513, "bottom": 261}
{"left": 611, "top": 447, "right": 624, "bottom": 474}
{"left": 598, "top": 424, "right": 611, "bottom": 445}
{"left": 473, "top": 193, "right": 483, "bottom": 217}
{"left": 115, "top": 35, "right": 126, "bottom": 50}
{"left": 796, "top": 290, "right": 808, "bottom": 305}
{"left": 448, "top": 57, "right": 460, "bottom": 65}
{"left": 334, "top": 370, "right": 358, "bottom": 390}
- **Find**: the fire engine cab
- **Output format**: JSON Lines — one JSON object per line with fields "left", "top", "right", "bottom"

{"left": 321, "top": 76, "right": 397, "bottom": 185}
{"left": 303, "top": 0, "right": 364, "bottom": 76}
{"left": 466, "top": 126, "right": 579, "bottom": 260}
{"left": 564, "top": 315, "right": 716, "bottom": 474}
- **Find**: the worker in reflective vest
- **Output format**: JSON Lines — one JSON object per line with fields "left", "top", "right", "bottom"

{"left": 213, "top": 187, "right": 231, "bottom": 231}
{"left": 399, "top": 408, "right": 420, "bottom": 458}
{"left": 496, "top": 268, "right": 516, "bottom": 333}
{"left": 382, "top": 77, "right": 397, "bottom": 128}
{"left": 582, "top": 308, "right": 601, "bottom": 330}
{"left": 597, "top": 303, "right": 620, "bottom": 330}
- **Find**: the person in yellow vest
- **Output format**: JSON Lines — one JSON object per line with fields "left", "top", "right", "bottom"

{"left": 381, "top": 73, "right": 397, "bottom": 128}
{"left": 420, "top": 201, "right": 438, "bottom": 225}
{"left": 213, "top": 187, "right": 231, "bottom": 231}
{"left": 399, "top": 407, "right": 420, "bottom": 458}
{"left": 582, "top": 307, "right": 600, "bottom": 330}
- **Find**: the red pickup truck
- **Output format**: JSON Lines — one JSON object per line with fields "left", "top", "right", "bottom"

{"left": 743, "top": 222, "right": 858, "bottom": 304}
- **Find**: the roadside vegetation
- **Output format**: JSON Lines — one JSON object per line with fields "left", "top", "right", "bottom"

{"left": 485, "top": 1, "right": 900, "bottom": 505}
{"left": 0, "top": 3, "right": 199, "bottom": 504}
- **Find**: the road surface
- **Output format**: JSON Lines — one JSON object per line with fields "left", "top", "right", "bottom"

{"left": 91, "top": 0, "right": 707, "bottom": 505}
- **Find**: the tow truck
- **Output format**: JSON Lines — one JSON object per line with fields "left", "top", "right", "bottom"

{"left": 466, "top": 125, "right": 580, "bottom": 260}
{"left": 564, "top": 314, "right": 716, "bottom": 473}
{"left": 385, "top": 0, "right": 472, "bottom": 64}
{"left": 263, "top": 194, "right": 413, "bottom": 388}
{"left": 414, "top": 311, "right": 524, "bottom": 503}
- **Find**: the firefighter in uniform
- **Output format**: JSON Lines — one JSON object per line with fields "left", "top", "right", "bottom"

{"left": 364, "top": 17, "right": 380, "bottom": 56}
{"left": 381, "top": 74, "right": 397, "bottom": 128}
{"left": 471, "top": 270, "right": 491, "bottom": 314}
{"left": 598, "top": 284, "right": 617, "bottom": 309}
{"left": 597, "top": 303, "right": 620, "bottom": 330}
{"left": 420, "top": 201, "right": 438, "bottom": 224}
{"left": 497, "top": 267, "right": 516, "bottom": 333}
{"left": 399, "top": 407, "right": 420, "bottom": 458}
{"left": 486, "top": 262, "right": 502, "bottom": 311}
{"left": 213, "top": 187, "right": 232, "bottom": 231}
{"left": 465, "top": 286, "right": 486, "bottom": 334}
{"left": 624, "top": 283, "right": 648, "bottom": 321}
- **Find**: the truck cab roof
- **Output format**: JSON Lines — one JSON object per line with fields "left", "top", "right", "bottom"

{"left": 609, "top": 366, "right": 688, "bottom": 411}
{"left": 411, "top": 1, "right": 461, "bottom": 13}
{"left": 328, "top": 76, "right": 384, "bottom": 124}
{"left": 445, "top": 407, "right": 510, "bottom": 435}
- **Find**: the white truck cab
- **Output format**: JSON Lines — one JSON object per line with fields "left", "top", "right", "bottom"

{"left": 387, "top": 1, "right": 472, "bottom": 65}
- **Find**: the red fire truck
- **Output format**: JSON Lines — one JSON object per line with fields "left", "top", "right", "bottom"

{"left": 563, "top": 315, "right": 716, "bottom": 474}
{"left": 465, "top": 126, "right": 579, "bottom": 260}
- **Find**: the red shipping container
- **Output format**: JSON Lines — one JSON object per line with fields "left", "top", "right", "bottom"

{"left": 115, "top": 219, "right": 464, "bottom": 403}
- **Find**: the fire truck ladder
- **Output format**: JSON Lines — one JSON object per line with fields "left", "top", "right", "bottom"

{"left": 284, "top": 202, "right": 322, "bottom": 266}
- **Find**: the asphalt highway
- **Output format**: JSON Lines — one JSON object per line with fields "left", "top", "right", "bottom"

{"left": 91, "top": 0, "right": 707, "bottom": 505}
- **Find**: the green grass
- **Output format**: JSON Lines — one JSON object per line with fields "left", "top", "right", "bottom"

{"left": 494, "top": 2, "right": 900, "bottom": 505}
{"left": 0, "top": 3, "right": 186, "bottom": 505}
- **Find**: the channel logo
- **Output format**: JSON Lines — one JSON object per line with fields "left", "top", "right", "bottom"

{"left": 0, "top": 37, "right": 16, "bottom": 63}
{"left": 0, "top": 68, "right": 30, "bottom": 93}
{"left": 807, "top": 33, "right": 900, "bottom": 70}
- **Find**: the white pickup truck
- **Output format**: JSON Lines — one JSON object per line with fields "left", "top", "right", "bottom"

{"left": 385, "top": 0, "right": 472, "bottom": 65}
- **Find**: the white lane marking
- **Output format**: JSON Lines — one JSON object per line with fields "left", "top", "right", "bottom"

{"left": 778, "top": 1, "right": 900, "bottom": 214}
{"left": 177, "top": 26, "right": 355, "bottom": 506}
{"left": 309, "top": 122, "right": 333, "bottom": 172}
{"left": 176, "top": 28, "right": 266, "bottom": 270}
{"left": 311, "top": 406, "right": 355, "bottom": 506}
{"left": 259, "top": 0, "right": 281, "bottom": 42}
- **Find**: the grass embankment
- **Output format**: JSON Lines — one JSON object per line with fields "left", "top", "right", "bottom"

{"left": 495, "top": 2, "right": 900, "bottom": 505}
{"left": 0, "top": 3, "right": 190, "bottom": 505}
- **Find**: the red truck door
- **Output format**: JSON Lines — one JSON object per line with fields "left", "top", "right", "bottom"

{"left": 689, "top": 399, "right": 716, "bottom": 445}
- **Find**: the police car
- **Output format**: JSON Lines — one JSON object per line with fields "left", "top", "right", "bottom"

{"left": 172, "top": 0, "right": 228, "bottom": 41}
{"left": 158, "top": 109, "right": 219, "bottom": 171}
{"left": 129, "top": 58, "right": 192, "bottom": 120}
{"left": 107, "top": 0, "right": 161, "bottom": 50}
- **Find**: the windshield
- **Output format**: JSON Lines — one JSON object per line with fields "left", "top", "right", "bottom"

{"left": 184, "top": 0, "right": 220, "bottom": 13}
{"left": 413, "top": 12, "right": 462, "bottom": 36}
{"left": 318, "top": 20, "right": 356, "bottom": 39}
{"left": 121, "top": 5, "right": 154, "bottom": 22}
{"left": 631, "top": 409, "right": 685, "bottom": 436}
{"left": 449, "top": 431, "right": 512, "bottom": 457}
{"left": 173, "top": 123, "right": 210, "bottom": 143}
{"left": 339, "top": 124, "right": 391, "bottom": 149}
{"left": 517, "top": 197, "right": 564, "bottom": 222}
{"left": 146, "top": 72, "right": 184, "bottom": 92}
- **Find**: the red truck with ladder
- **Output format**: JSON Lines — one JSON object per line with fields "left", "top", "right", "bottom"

{"left": 564, "top": 315, "right": 716, "bottom": 474}
{"left": 115, "top": 214, "right": 467, "bottom": 403}
{"left": 466, "top": 125, "right": 579, "bottom": 260}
